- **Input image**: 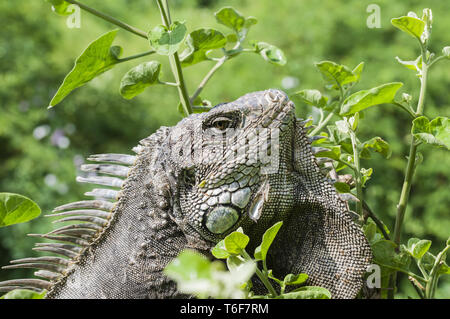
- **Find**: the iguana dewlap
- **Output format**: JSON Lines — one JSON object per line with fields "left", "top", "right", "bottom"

{"left": 0, "top": 90, "right": 371, "bottom": 299}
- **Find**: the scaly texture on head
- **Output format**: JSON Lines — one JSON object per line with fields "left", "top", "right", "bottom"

{"left": 0, "top": 89, "right": 371, "bottom": 298}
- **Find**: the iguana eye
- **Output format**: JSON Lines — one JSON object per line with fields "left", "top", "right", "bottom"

{"left": 211, "top": 117, "right": 232, "bottom": 132}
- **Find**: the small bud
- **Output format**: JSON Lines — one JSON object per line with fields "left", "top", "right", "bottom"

{"left": 402, "top": 93, "right": 412, "bottom": 104}
{"left": 407, "top": 11, "right": 418, "bottom": 18}
{"left": 443, "top": 46, "right": 450, "bottom": 59}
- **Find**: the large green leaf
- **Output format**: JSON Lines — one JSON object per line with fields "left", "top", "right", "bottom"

{"left": 148, "top": 21, "right": 187, "bottom": 56}
{"left": 0, "top": 193, "right": 41, "bottom": 227}
{"left": 49, "top": 30, "right": 122, "bottom": 108}
{"left": 252, "top": 42, "right": 286, "bottom": 66}
{"left": 215, "top": 7, "right": 257, "bottom": 40}
{"left": 372, "top": 239, "right": 411, "bottom": 274}
{"left": 405, "top": 238, "right": 432, "bottom": 259}
{"left": 391, "top": 16, "right": 425, "bottom": 40}
{"left": 119, "top": 61, "right": 161, "bottom": 99}
{"left": 340, "top": 82, "right": 403, "bottom": 116}
{"left": 211, "top": 239, "right": 230, "bottom": 259}
{"left": 412, "top": 116, "right": 450, "bottom": 150}
{"left": 180, "top": 28, "right": 227, "bottom": 67}
{"left": 314, "top": 145, "right": 341, "bottom": 161}
{"left": 293, "top": 89, "right": 328, "bottom": 108}
{"left": 0, "top": 289, "right": 46, "bottom": 299}
{"left": 360, "top": 137, "right": 392, "bottom": 159}
{"left": 254, "top": 221, "right": 283, "bottom": 261}
{"left": 224, "top": 231, "right": 250, "bottom": 255}
{"left": 315, "top": 61, "right": 357, "bottom": 87}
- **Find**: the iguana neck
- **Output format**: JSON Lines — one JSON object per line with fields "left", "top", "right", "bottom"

{"left": 47, "top": 133, "right": 187, "bottom": 298}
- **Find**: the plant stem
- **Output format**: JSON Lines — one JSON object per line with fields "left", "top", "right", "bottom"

{"left": 191, "top": 57, "right": 228, "bottom": 103}
{"left": 241, "top": 250, "right": 278, "bottom": 297}
{"left": 309, "top": 112, "right": 334, "bottom": 136}
{"left": 408, "top": 276, "right": 425, "bottom": 299}
{"left": 428, "top": 55, "right": 445, "bottom": 69}
{"left": 426, "top": 243, "right": 450, "bottom": 298}
{"left": 64, "top": 0, "right": 148, "bottom": 39}
{"left": 190, "top": 39, "right": 245, "bottom": 103}
{"left": 362, "top": 201, "right": 390, "bottom": 240}
{"left": 388, "top": 45, "right": 429, "bottom": 299}
{"left": 350, "top": 131, "right": 363, "bottom": 216}
{"left": 155, "top": 0, "right": 192, "bottom": 116}
{"left": 393, "top": 51, "right": 428, "bottom": 247}
{"left": 393, "top": 102, "right": 416, "bottom": 119}
{"left": 117, "top": 50, "right": 155, "bottom": 63}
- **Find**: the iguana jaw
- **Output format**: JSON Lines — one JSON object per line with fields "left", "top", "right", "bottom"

{"left": 174, "top": 90, "right": 296, "bottom": 243}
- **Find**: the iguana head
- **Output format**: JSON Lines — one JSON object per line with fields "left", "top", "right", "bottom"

{"left": 0, "top": 89, "right": 371, "bottom": 299}
{"left": 162, "top": 90, "right": 296, "bottom": 243}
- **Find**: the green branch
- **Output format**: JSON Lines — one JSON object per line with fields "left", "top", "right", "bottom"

{"left": 241, "top": 250, "right": 278, "bottom": 297}
{"left": 389, "top": 43, "right": 430, "bottom": 299}
{"left": 350, "top": 131, "right": 363, "bottom": 217}
{"left": 155, "top": 0, "right": 192, "bottom": 116}
{"left": 117, "top": 50, "right": 155, "bottom": 63}
{"left": 64, "top": 0, "right": 148, "bottom": 39}
{"left": 309, "top": 112, "right": 334, "bottom": 136}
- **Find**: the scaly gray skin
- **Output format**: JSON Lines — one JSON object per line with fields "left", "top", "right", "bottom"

{"left": 0, "top": 89, "right": 372, "bottom": 298}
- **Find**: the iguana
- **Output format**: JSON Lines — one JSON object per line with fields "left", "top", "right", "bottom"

{"left": 0, "top": 89, "right": 372, "bottom": 299}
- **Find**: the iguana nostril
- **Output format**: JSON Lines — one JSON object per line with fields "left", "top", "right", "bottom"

{"left": 204, "top": 206, "right": 239, "bottom": 234}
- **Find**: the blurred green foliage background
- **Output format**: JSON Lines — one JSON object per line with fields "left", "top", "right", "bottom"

{"left": 0, "top": 0, "right": 448, "bottom": 298}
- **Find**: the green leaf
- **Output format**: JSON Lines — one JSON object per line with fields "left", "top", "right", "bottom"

{"left": 119, "top": 61, "right": 161, "bottom": 99}
{"left": 253, "top": 42, "right": 286, "bottom": 66}
{"left": 315, "top": 61, "right": 357, "bottom": 88}
{"left": 391, "top": 16, "right": 425, "bottom": 40}
{"left": 267, "top": 269, "right": 283, "bottom": 285}
{"left": 395, "top": 55, "right": 422, "bottom": 71}
{"left": 293, "top": 89, "right": 328, "bottom": 108}
{"left": 412, "top": 116, "right": 450, "bottom": 149}
{"left": 164, "top": 249, "right": 211, "bottom": 282}
{"left": 278, "top": 286, "right": 331, "bottom": 299}
{"left": 372, "top": 239, "right": 411, "bottom": 273}
{"left": 314, "top": 145, "right": 341, "bottom": 161}
{"left": 0, "top": 289, "right": 46, "bottom": 299}
{"left": 0, "top": 193, "right": 41, "bottom": 228}
{"left": 224, "top": 231, "right": 250, "bottom": 255}
{"left": 226, "top": 255, "right": 245, "bottom": 272}
{"left": 421, "top": 252, "right": 437, "bottom": 272}
{"left": 283, "top": 273, "right": 308, "bottom": 286}
{"left": 360, "top": 167, "right": 373, "bottom": 187}
{"left": 254, "top": 221, "right": 283, "bottom": 261}
{"left": 364, "top": 220, "right": 378, "bottom": 243}
{"left": 340, "top": 82, "right": 403, "bottom": 116}
{"left": 180, "top": 28, "right": 227, "bottom": 67}
{"left": 352, "top": 62, "right": 365, "bottom": 83}
{"left": 148, "top": 21, "right": 187, "bottom": 56}
{"left": 45, "top": 0, "right": 72, "bottom": 16}
{"left": 211, "top": 240, "right": 230, "bottom": 259}
{"left": 361, "top": 137, "right": 392, "bottom": 159}
{"left": 406, "top": 238, "right": 432, "bottom": 259}
{"left": 214, "top": 7, "right": 257, "bottom": 40}
{"left": 334, "top": 182, "right": 351, "bottom": 193}
{"left": 49, "top": 30, "right": 121, "bottom": 108}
